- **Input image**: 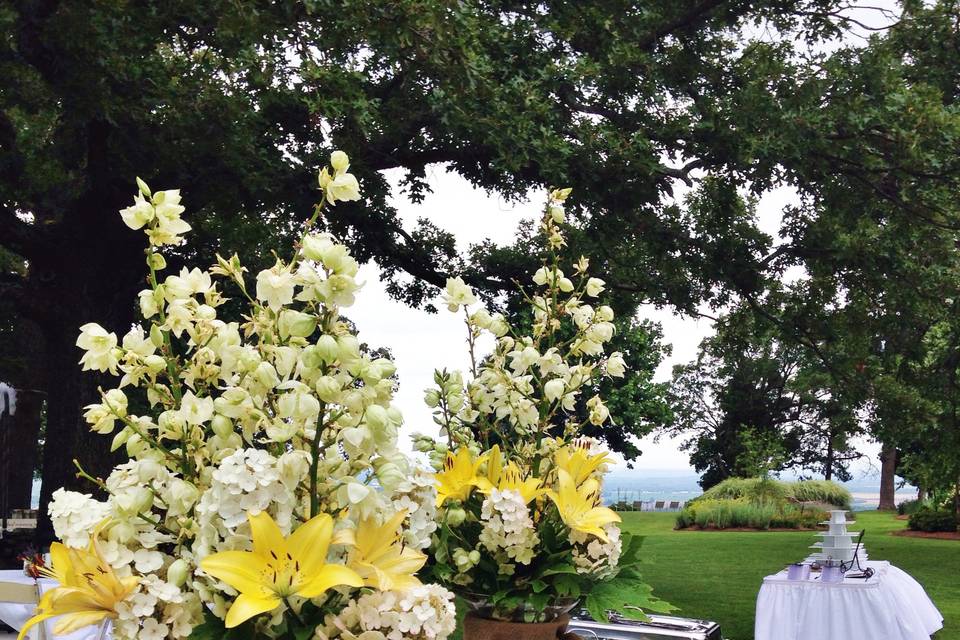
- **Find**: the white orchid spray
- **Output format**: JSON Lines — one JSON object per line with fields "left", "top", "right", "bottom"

{"left": 55, "top": 152, "right": 456, "bottom": 640}
{"left": 415, "top": 189, "right": 674, "bottom": 623}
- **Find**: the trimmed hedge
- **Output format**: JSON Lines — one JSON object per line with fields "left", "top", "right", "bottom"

{"left": 908, "top": 507, "right": 958, "bottom": 533}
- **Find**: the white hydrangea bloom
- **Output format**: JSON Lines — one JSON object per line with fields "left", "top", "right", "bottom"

{"left": 195, "top": 448, "right": 296, "bottom": 531}
{"left": 48, "top": 488, "right": 111, "bottom": 548}
{"left": 391, "top": 470, "right": 439, "bottom": 550}
{"left": 478, "top": 489, "right": 539, "bottom": 567}
{"left": 570, "top": 523, "right": 622, "bottom": 579}
{"left": 317, "top": 585, "right": 456, "bottom": 640}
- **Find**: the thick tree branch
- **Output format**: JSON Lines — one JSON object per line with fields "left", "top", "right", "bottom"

{"left": 636, "top": 0, "right": 731, "bottom": 51}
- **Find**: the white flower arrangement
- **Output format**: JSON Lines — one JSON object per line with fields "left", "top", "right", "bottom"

{"left": 24, "top": 152, "right": 455, "bottom": 640}
{"left": 416, "top": 189, "right": 674, "bottom": 623}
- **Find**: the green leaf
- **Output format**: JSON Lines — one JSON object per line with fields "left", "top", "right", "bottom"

{"left": 539, "top": 563, "right": 579, "bottom": 576}
{"left": 619, "top": 532, "right": 646, "bottom": 566}
{"left": 584, "top": 576, "right": 676, "bottom": 623}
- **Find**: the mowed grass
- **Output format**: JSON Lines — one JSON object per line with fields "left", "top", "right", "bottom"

{"left": 623, "top": 510, "right": 960, "bottom": 640}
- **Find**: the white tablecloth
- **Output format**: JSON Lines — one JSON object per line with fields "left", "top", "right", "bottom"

{"left": 0, "top": 570, "right": 105, "bottom": 639}
{"left": 755, "top": 561, "right": 943, "bottom": 640}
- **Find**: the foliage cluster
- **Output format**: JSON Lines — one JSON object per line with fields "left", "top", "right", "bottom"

{"left": 908, "top": 508, "right": 959, "bottom": 533}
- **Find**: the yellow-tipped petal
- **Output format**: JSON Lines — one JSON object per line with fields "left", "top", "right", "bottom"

{"left": 225, "top": 592, "right": 281, "bottom": 628}
{"left": 200, "top": 551, "right": 271, "bottom": 596}
{"left": 298, "top": 564, "right": 363, "bottom": 598}
{"left": 17, "top": 612, "right": 56, "bottom": 640}
{"left": 53, "top": 610, "right": 112, "bottom": 635}
{"left": 287, "top": 513, "right": 334, "bottom": 577}
{"left": 248, "top": 511, "right": 286, "bottom": 559}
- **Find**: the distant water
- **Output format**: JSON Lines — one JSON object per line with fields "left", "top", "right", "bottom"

{"left": 31, "top": 472, "right": 918, "bottom": 513}
{"left": 602, "top": 470, "right": 917, "bottom": 511}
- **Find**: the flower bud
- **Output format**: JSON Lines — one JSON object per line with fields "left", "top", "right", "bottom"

{"left": 315, "top": 335, "right": 339, "bottom": 363}
{"left": 211, "top": 414, "right": 234, "bottom": 439}
{"left": 278, "top": 309, "right": 317, "bottom": 339}
{"left": 336, "top": 335, "right": 360, "bottom": 362}
{"left": 424, "top": 389, "right": 441, "bottom": 408}
{"left": 167, "top": 559, "right": 191, "bottom": 587}
{"left": 365, "top": 405, "right": 389, "bottom": 430}
{"left": 373, "top": 460, "right": 406, "bottom": 491}
{"left": 315, "top": 376, "right": 341, "bottom": 403}
{"left": 147, "top": 253, "right": 167, "bottom": 271}
{"left": 330, "top": 150, "right": 350, "bottom": 174}
{"left": 544, "top": 379, "right": 565, "bottom": 402}
{"left": 125, "top": 433, "right": 146, "bottom": 457}
{"left": 301, "top": 233, "right": 334, "bottom": 262}
{"left": 150, "top": 324, "right": 165, "bottom": 348}
{"left": 446, "top": 507, "right": 467, "bottom": 527}
{"left": 110, "top": 427, "right": 132, "bottom": 452}
{"left": 115, "top": 486, "right": 154, "bottom": 515}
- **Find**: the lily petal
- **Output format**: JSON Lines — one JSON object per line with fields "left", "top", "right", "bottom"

{"left": 287, "top": 513, "right": 333, "bottom": 577}
{"left": 200, "top": 551, "right": 270, "bottom": 595}
{"left": 298, "top": 564, "right": 363, "bottom": 598}
{"left": 248, "top": 511, "right": 287, "bottom": 558}
{"left": 225, "top": 592, "right": 280, "bottom": 628}
{"left": 53, "top": 610, "right": 112, "bottom": 635}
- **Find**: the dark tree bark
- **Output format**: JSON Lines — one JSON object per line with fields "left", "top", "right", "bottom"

{"left": 824, "top": 435, "right": 835, "bottom": 481}
{"left": 31, "top": 189, "right": 144, "bottom": 544}
{"left": 878, "top": 444, "right": 898, "bottom": 511}
{"left": 6, "top": 389, "right": 44, "bottom": 510}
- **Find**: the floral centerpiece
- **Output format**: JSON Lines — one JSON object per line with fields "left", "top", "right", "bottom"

{"left": 414, "top": 189, "right": 674, "bottom": 637}
{"left": 21, "top": 152, "right": 456, "bottom": 640}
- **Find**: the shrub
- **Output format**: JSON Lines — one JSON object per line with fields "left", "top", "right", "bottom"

{"left": 675, "top": 499, "right": 826, "bottom": 530}
{"left": 898, "top": 499, "right": 924, "bottom": 516}
{"left": 908, "top": 507, "right": 958, "bottom": 533}
{"left": 693, "top": 477, "right": 850, "bottom": 509}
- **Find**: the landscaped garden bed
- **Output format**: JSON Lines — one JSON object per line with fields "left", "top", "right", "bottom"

{"left": 675, "top": 477, "right": 851, "bottom": 531}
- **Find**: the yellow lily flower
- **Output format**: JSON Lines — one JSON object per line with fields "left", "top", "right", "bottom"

{"left": 346, "top": 511, "right": 426, "bottom": 590}
{"left": 435, "top": 448, "right": 486, "bottom": 507}
{"left": 18, "top": 537, "right": 138, "bottom": 640}
{"left": 554, "top": 442, "right": 609, "bottom": 486}
{"left": 478, "top": 460, "right": 546, "bottom": 504}
{"left": 200, "top": 511, "right": 363, "bottom": 628}
{"left": 548, "top": 469, "right": 621, "bottom": 542}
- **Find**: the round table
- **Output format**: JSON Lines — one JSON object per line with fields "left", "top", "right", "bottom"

{"left": 755, "top": 561, "right": 943, "bottom": 640}
{"left": 0, "top": 570, "right": 105, "bottom": 639}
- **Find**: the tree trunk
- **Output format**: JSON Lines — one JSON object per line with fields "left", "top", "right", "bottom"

{"left": 30, "top": 193, "right": 144, "bottom": 544}
{"left": 5, "top": 389, "right": 44, "bottom": 510}
{"left": 824, "top": 434, "right": 835, "bottom": 481}
{"left": 35, "top": 317, "right": 121, "bottom": 543}
{"left": 878, "top": 445, "right": 898, "bottom": 511}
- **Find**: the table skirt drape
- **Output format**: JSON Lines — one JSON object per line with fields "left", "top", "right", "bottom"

{"left": 755, "top": 562, "right": 943, "bottom": 640}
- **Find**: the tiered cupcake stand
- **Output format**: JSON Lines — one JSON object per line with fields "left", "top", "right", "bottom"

{"left": 806, "top": 509, "right": 867, "bottom": 564}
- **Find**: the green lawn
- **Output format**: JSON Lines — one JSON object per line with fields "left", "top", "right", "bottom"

{"left": 623, "top": 510, "right": 959, "bottom": 640}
